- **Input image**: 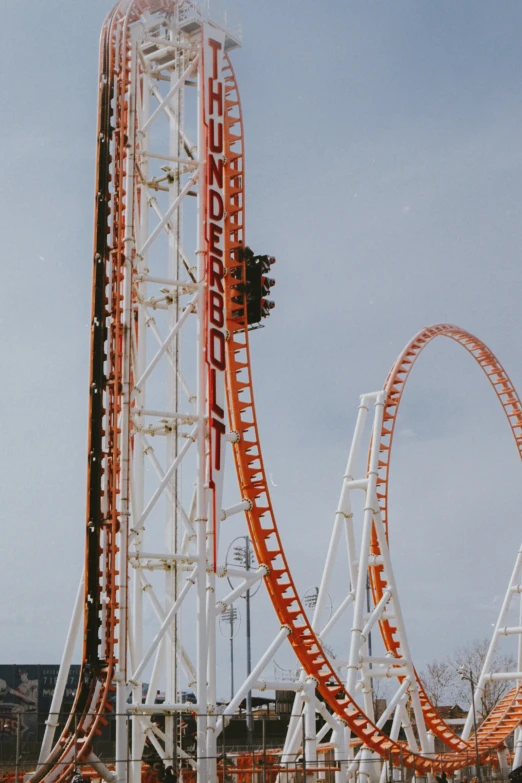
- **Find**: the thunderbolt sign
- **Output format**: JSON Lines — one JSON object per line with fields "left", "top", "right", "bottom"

{"left": 204, "top": 25, "right": 226, "bottom": 566}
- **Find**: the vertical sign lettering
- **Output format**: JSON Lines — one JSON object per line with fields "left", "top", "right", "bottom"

{"left": 203, "top": 24, "right": 226, "bottom": 568}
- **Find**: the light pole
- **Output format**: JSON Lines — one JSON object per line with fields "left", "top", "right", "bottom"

{"left": 227, "top": 536, "right": 259, "bottom": 745}
{"left": 219, "top": 606, "right": 240, "bottom": 701}
{"left": 303, "top": 587, "right": 319, "bottom": 611}
{"left": 366, "top": 574, "right": 372, "bottom": 660}
{"left": 302, "top": 586, "right": 333, "bottom": 622}
{"left": 458, "top": 667, "right": 481, "bottom": 782}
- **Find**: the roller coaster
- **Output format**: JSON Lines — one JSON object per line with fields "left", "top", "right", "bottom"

{"left": 14, "top": 2, "right": 522, "bottom": 783}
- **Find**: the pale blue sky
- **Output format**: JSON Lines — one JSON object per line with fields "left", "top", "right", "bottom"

{"left": 1, "top": 1, "right": 522, "bottom": 691}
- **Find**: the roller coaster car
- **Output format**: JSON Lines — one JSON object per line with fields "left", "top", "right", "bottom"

{"left": 231, "top": 246, "right": 276, "bottom": 326}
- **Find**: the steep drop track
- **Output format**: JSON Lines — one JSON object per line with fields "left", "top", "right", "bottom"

{"left": 33, "top": 3, "right": 188, "bottom": 781}
{"left": 223, "top": 68, "right": 522, "bottom": 771}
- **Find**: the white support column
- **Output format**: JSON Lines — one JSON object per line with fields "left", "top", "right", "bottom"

{"left": 313, "top": 395, "right": 370, "bottom": 633}
{"left": 346, "top": 392, "right": 385, "bottom": 698}
{"left": 206, "top": 569, "right": 218, "bottom": 783}
{"left": 497, "top": 748, "right": 509, "bottom": 779}
{"left": 333, "top": 719, "right": 348, "bottom": 783}
{"left": 116, "top": 34, "right": 139, "bottom": 783}
{"left": 164, "top": 34, "right": 184, "bottom": 775}
{"left": 120, "top": 25, "right": 212, "bottom": 779}
{"left": 401, "top": 700, "right": 419, "bottom": 754}
{"left": 41, "top": 11, "right": 248, "bottom": 783}
{"left": 38, "top": 574, "right": 84, "bottom": 765}
{"left": 303, "top": 678, "right": 318, "bottom": 783}
{"left": 389, "top": 700, "right": 405, "bottom": 744}
{"left": 130, "top": 567, "right": 198, "bottom": 684}
{"left": 195, "top": 51, "right": 208, "bottom": 783}
{"left": 514, "top": 726, "right": 522, "bottom": 769}
{"left": 216, "top": 627, "right": 291, "bottom": 736}
{"left": 426, "top": 733, "right": 435, "bottom": 783}
{"left": 462, "top": 547, "right": 522, "bottom": 739}
{"left": 370, "top": 508, "right": 429, "bottom": 752}
{"left": 282, "top": 393, "right": 374, "bottom": 769}
{"left": 357, "top": 747, "right": 374, "bottom": 783}
{"left": 281, "top": 687, "right": 305, "bottom": 763}
{"left": 130, "top": 56, "right": 151, "bottom": 783}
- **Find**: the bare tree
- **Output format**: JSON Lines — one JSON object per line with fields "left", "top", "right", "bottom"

{"left": 419, "top": 659, "right": 457, "bottom": 709}
{"left": 420, "top": 638, "right": 516, "bottom": 722}
{"left": 372, "top": 676, "right": 389, "bottom": 721}
{"left": 453, "top": 638, "right": 516, "bottom": 721}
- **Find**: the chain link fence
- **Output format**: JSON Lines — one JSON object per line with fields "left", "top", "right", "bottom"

{"left": 0, "top": 710, "right": 514, "bottom": 783}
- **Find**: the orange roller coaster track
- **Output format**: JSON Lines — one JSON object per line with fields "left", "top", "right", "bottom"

{"left": 370, "top": 325, "right": 522, "bottom": 764}
{"left": 28, "top": 3, "right": 522, "bottom": 783}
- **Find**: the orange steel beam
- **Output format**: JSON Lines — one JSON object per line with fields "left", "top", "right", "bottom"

{"left": 224, "top": 221, "right": 522, "bottom": 775}
{"left": 32, "top": 3, "right": 141, "bottom": 780}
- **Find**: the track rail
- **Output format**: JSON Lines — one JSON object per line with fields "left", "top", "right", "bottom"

{"left": 223, "top": 167, "right": 522, "bottom": 775}
{"left": 222, "top": 65, "right": 456, "bottom": 775}
{"left": 33, "top": 3, "right": 191, "bottom": 780}
{"left": 370, "top": 324, "right": 522, "bottom": 762}
{"left": 32, "top": 9, "right": 123, "bottom": 782}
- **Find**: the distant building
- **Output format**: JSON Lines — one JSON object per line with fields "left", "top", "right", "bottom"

{"left": 436, "top": 703, "right": 468, "bottom": 728}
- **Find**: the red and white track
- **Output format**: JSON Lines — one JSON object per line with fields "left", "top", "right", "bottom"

{"left": 27, "top": 3, "right": 522, "bottom": 783}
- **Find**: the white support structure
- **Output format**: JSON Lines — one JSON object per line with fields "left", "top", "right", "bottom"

{"left": 39, "top": 7, "right": 303, "bottom": 783}
{"left": 462, "top": 546, "right": 522, "bottom": 743}
{"left": 514, "top": 727, "right": 522, "bottom": 769}
{"left": 37, "top": 574, "right": 85, "bottom": 766}
{"left": 31, "top": 5, "right": 289, "bottom": 783}
{"left": 303, "top": 677, "right": 318, "bottom": 783}
{"left": 283, "top": 391, "right": 433, "bottom": 775}
{"left": 119, "top": 9, "right": 246, "bottom": 783}
{"left": 280, "top": 381, "right": 522, "bottom": 776}
{"left": 37, "top": 8, "right": 522, "bottom": 780}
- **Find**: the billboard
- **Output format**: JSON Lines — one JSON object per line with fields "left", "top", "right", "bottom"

{"left": 0, "top": 665, "right": 39, "bottom": 742}
{"left": 0, "top": 665, "right": 80, "bottom": 742}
